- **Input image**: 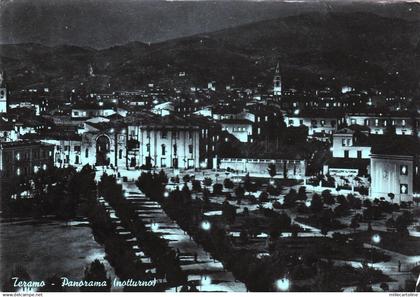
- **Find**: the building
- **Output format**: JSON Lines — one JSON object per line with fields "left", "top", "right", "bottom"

{"left": 219, "top": 158, "right": 306, "bottom": 178}
{"left": 284, "top": 110, "right": 344, "bottom": 137}
{"left": 0, "top": 120, "right": 19, "bottom": 142}
{"left": 331, "top": 127, "right": 371, "bottom": 159}
{"left": 370, "top": 140, "right": 420, "bottom": 203}
{"left": 125, "top": 114, "right": 200, "bottom": 169}
{"left": 273, "top": 62, "right": 282, "bottom": 96}
{"left": 0, "top": 140, "right": 54, "bottom": 198}
{"left": 0, "top": 71, "right": 8, "bottom": 113}
{"left": 23, "top": 132, "right": 83, "bottom": 168}
{"left": 345, "top": 112, "right": 420, "bottom": 137}
{"left": 371, "top": 154, "right": 414, "bottom": 203}
{"left": 220, "top": 119, "right": 253, "bottom": 142}
{"left": 81, "top": 121, "right": 127, "bottom": 168}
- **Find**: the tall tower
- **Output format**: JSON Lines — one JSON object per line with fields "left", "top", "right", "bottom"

{"left": 0, "top": 71, "right": 7, "bottom": 113}
{"left": 273, "top": 62, "right": 282, "bottom": 96}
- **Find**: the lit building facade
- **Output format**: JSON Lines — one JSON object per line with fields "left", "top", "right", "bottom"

{"left": 126, "top": 123, "right": 200, "bottom": 169}
{"left": 370, "top": 154, "right": 414, "bottom": 203}
{"left": 0, "top": 141, "right": 54, "bottom": 197}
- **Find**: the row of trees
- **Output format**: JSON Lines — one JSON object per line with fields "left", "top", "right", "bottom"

{"left": 4, "top": 165, "right": 96, "bottom": 219}
{"left": 100, "top": 172, "right": 186, "bottom": 288}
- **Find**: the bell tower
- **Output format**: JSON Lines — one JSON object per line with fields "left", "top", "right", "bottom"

{"left": 0, "top": 71, "right": 7, "bottom": 113}
{"left": 273, "top": 62, "right": 282, "bottom": 96}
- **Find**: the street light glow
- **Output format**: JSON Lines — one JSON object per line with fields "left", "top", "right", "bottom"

{"left": 201, "top": 221, "right": 211, "bottom": 231}
{"left": 164, "top": 191, "right": 170, "bottom": 198}
{"left": 276, "top": 278, "right": 290, "bottom": 291}
{"left": 305, "top": 200, "right": 311, "bottom": 207}
{"left": 201, "top": 276, "right": 211, "bottom": 286}
{"left": 372, "top": 234, "right": 381, "bottom": 244}
{"left": 151, "top": 222, "right": 159, "bottom": 232}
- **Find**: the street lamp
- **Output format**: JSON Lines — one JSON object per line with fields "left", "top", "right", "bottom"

{"left": 201, "top": 275, "right": 211, "bottom": 286}
{"left": 201, "top": 221, "right": 211, "bottom": 231}
{"left": 200, "top": 275, "right": 211, "bottom": 291}
{"left": 275, "top": 277, "right": 290, "bottom": 291}
{"left": 164, "top": 191, "right": 170, "bottom": 198}
{"left": 372, "top": 234, "right": 381, "bottom": 244}
{"left": 370, "top": 234, "right": 381, "bottom": 267}
{"left": 151, "top": 222, "right": 159, "bottom": 232}
{"left": 305, "top": 200, "right": 311, "bottom": 207}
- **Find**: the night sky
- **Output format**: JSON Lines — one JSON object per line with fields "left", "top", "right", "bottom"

{"left": 0, "top": 0, "right": 419, "bottom": 49}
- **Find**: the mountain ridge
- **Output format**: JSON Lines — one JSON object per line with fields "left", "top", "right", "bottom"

{"left": 1, "top": 11, "right": 419, "bottom": 95}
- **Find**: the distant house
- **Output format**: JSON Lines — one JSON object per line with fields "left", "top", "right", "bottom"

{"left": 220, "top": 119, "right": 253, "bottom": 142}
{"left": 345, "top": 112, "right": 420, "bottom": 137}
{"left": 284, "top": 110, "right": 344, "bottom": 137}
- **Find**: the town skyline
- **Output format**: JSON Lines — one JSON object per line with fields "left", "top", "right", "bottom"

{"left": 0, "top": 0, "right": 419, "bottom": 293}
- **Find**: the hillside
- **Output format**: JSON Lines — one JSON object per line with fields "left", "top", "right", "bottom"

{"left": 1, "top": 11, "right": 419, "bottom": 95}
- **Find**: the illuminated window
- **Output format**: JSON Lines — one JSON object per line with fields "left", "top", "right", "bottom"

{"left": 400, "top": 184, "right": 408, "bottom": 194}
{"left": 16, "top": 168, "right": 21, "bottom": 176}
{"left": 16, "top": 153, "right": 20, "bottom": 161}
{"left": 400, "top": 165, "right": 408, "bottom": 176}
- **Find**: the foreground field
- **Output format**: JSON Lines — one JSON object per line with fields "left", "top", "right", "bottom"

{"left": 0, "top": 218, "right": 117, "bottom": 292}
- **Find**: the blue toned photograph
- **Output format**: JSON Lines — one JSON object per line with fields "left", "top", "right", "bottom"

{"left": 0, "top": 0, "right": 419, "bottom": 293}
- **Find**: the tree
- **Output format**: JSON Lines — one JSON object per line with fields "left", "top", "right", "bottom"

{"left": 268, "top": 163, "right": 276, "bottom": 178}
{"left": 259, "top": 191, "right": 269, "bottom": 203}
{"left": 192, "top": 180, "right": 202, "bottom": 192}
{"left": 240, "top": 229, "right": 249, "bottom": 243}
{"left": 244, "top": 173, "right": 252, "bottom": 193}
{"left": 222, "top": 200, "right": 236, "bottom": 224}
{"left": 223, "top": 178, "right": 234, "bottom": 189}
{"left": 321, "top": 226, "right": 329, "bottom": 237}
{"left": 234, "top": 186, "right": 245, "bottom": 204}
{"left": 202, "top": 188, "right": 210, "bottom": 205}
{"left": 322, "top": 190, "right": 335, "bottom": 205}
{"left": 80, "top": 260, "right": 111, "bottom": 292}
{"left": 350, "top": 216, "right": 360, "bottom": 232}
{"left": 297, "top": 186, "right": 307, "bottom": 201}
{"left": 183, "top": 174, "right": 191, "bottom": 183}
{"left": 395, "top": 214, "right": 410, "bottom": 236}
{"left": 203, "top": 177, "right": 213, "bottom": 187}
{"left": 213, "top": 183, "right": 223, "bottom": 195}
{"left": 269, "top": 212, "right": 291, "bottom": 236}
{"left": 283, "top": 188, "right": 297, "bottom": 208}
{"left": 310, "top": 194, "right": 323, "bottom": 213}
